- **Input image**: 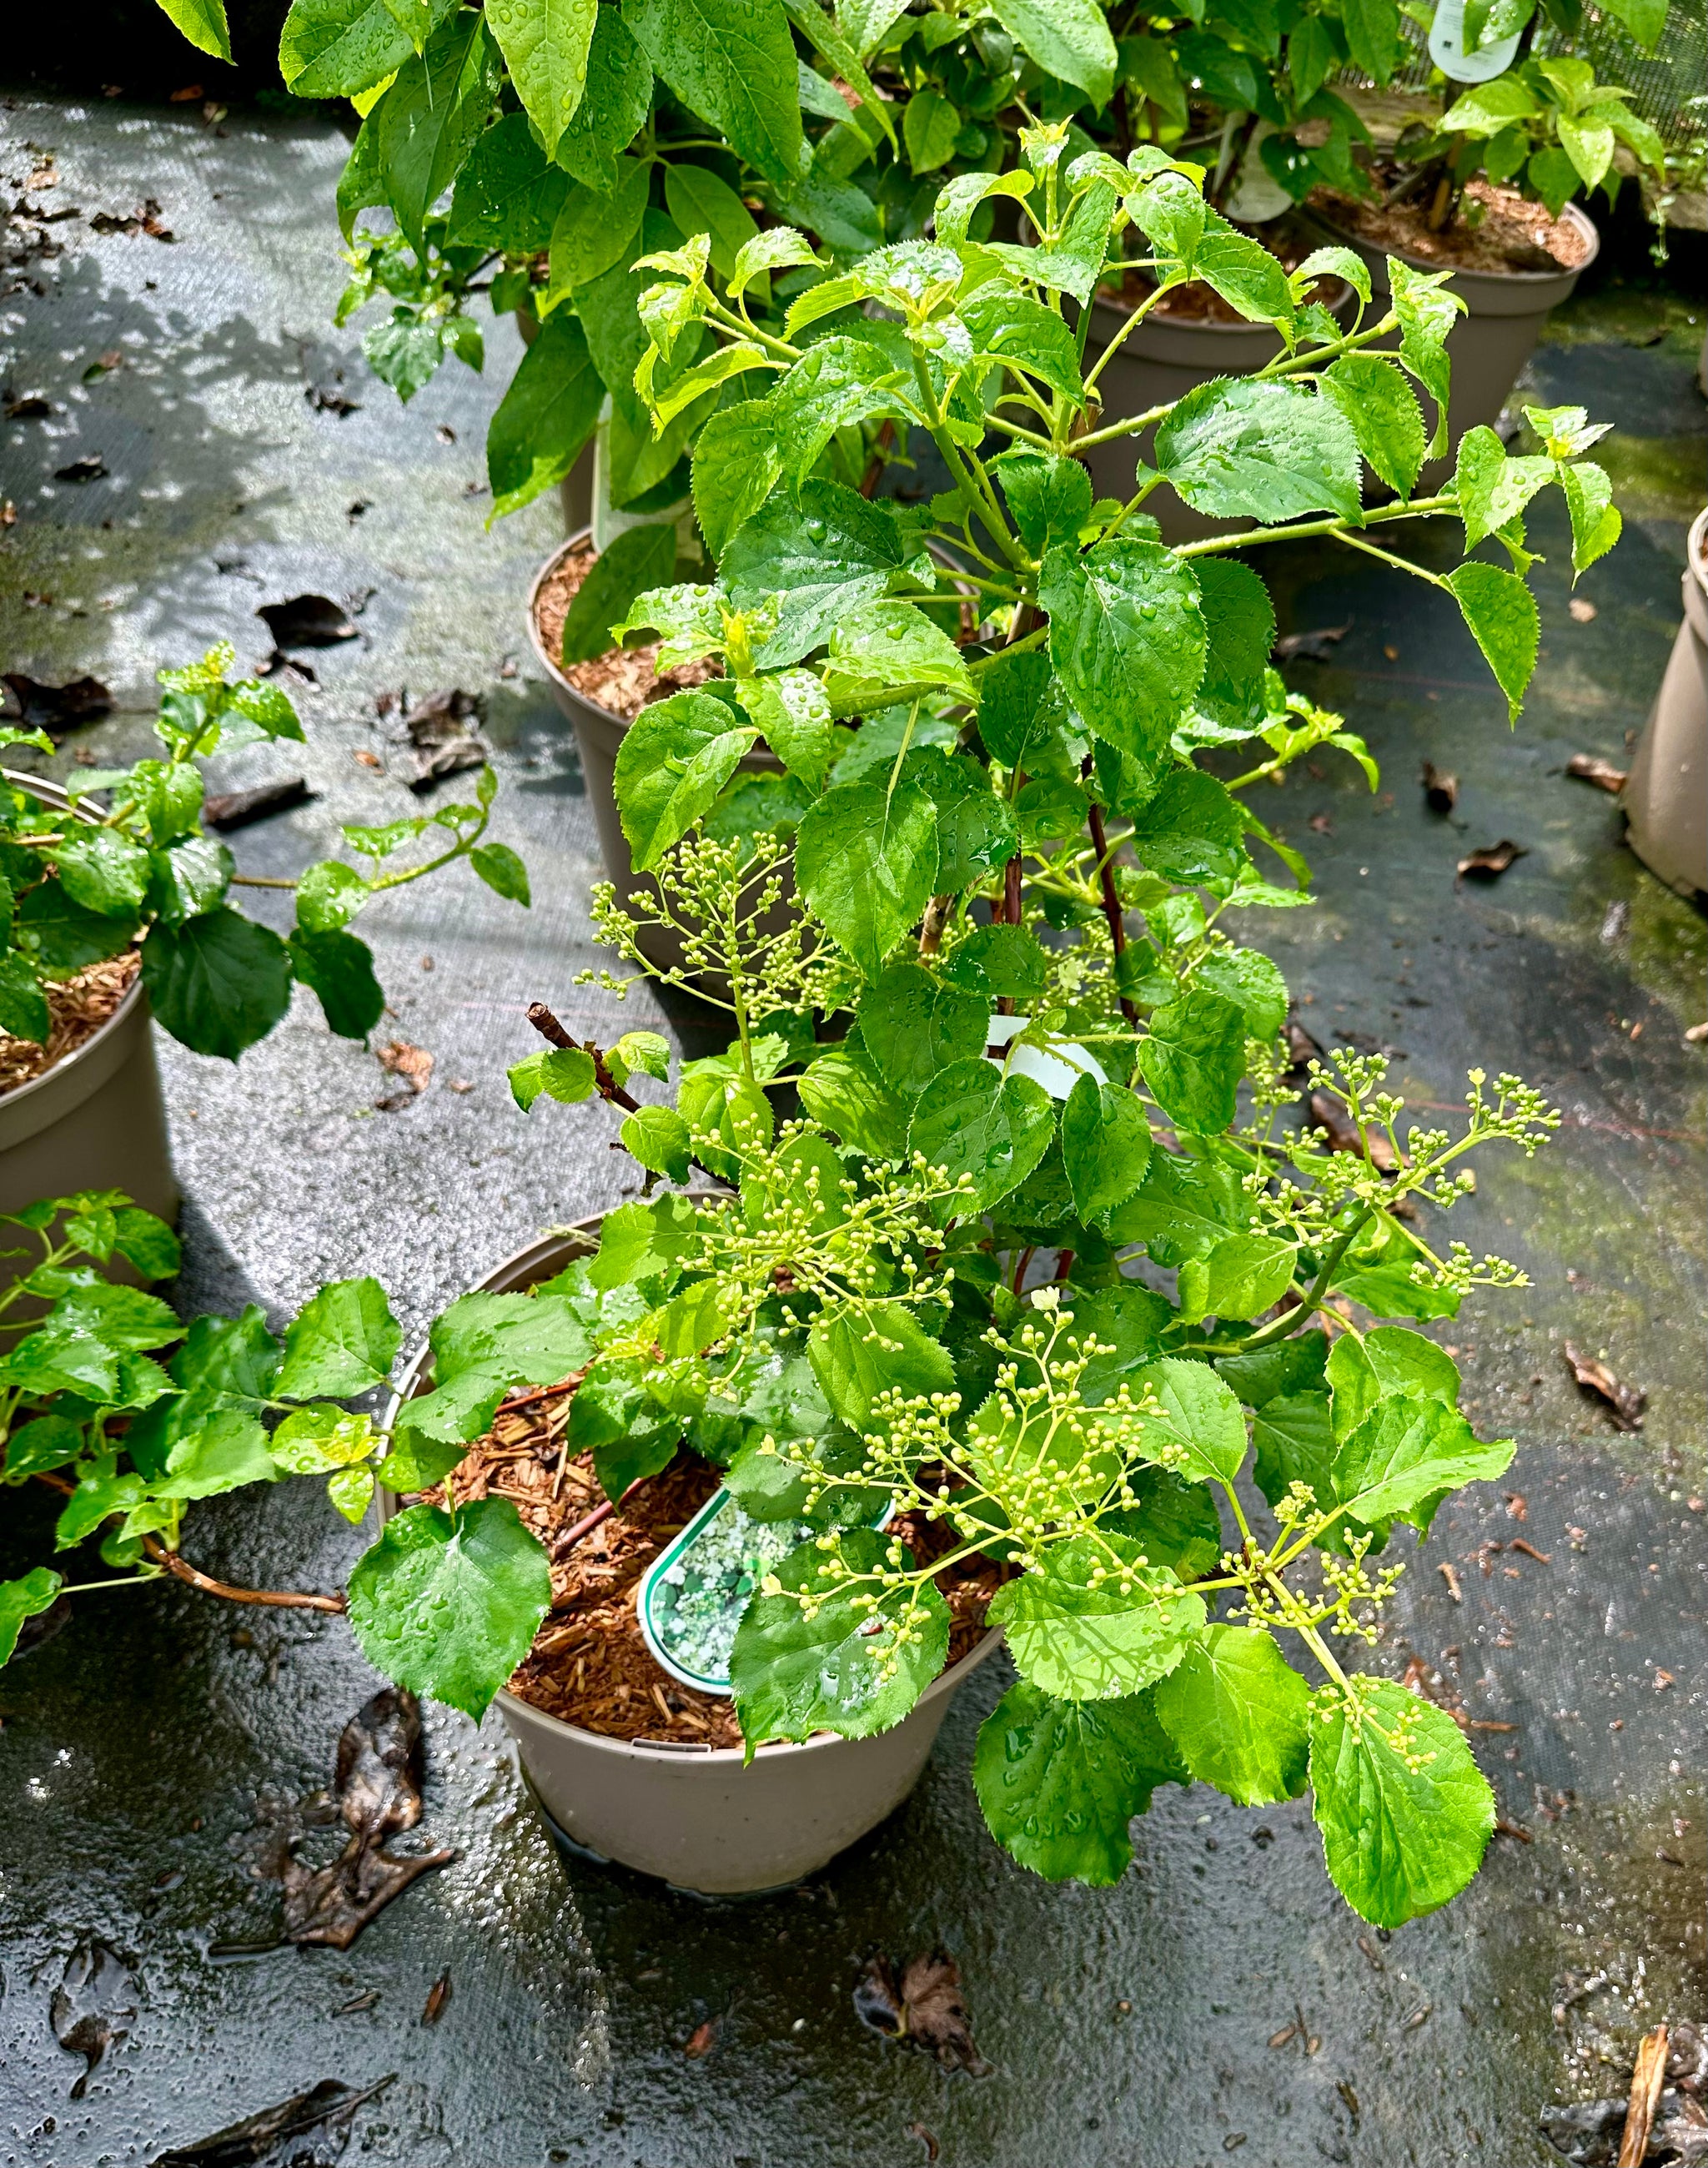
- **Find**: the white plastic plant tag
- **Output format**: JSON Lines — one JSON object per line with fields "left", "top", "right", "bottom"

{"left": 985, "top": 1014, "right": 1108, "bottom": 1099}
{"left": 1223, "top": 123, "right": 1294, "bottom": 223}
{"left": 1428, "top": 0, "right": 1521, "bottom": 83}
{"left": 639, "top": 1487, "right": 890, "bottom": 1696}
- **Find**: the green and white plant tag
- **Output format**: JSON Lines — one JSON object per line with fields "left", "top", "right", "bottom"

{"left": 1428, "top": 0, "right": 1520, "bottom": 83}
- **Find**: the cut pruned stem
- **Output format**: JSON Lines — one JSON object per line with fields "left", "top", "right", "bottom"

{"left": 143, "top": 1536, "right": 346, "bottom": 1612}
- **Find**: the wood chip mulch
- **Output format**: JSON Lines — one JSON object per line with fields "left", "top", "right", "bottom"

{"left": 0, "top": 949, "right": 138, "bottom": 1098}
{"left": 428, "top": 1381, "right": 1007, "bottom": 1751}
{"left": 533, "top": 541, "right": 721, "bottom": 723}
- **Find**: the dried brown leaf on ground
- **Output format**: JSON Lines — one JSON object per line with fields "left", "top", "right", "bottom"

{"left": 264, "top": 1688, "right": 456, "bottom": 1951}
{"left": 1309, "top": 812, "right": 1333, "bottom": 834}
{"left": 907, "top": 2124, "right": 941, "bottom": 2161}
{"left": 151, "top": 2075, "right": 396, "bottom": 2166}
{"left": 1563, "top": 1343, "right": 1645, "bottom": 1431}
{"left": 51, "top": 1937, "right": 138, "bottom": 2100}
{"left": 1568, "top": 596, "right": 1598, "bottom": 623}
{"left": 421, "top": 1973, "right": 450, "bottom": 2025}
{"left": 53, "top": 454, "right": 108, "bottom": 483}
{"left": 1284, "top": 1014, "right": 1324, "bottom": 1075}
{"left": 1273, "top": 620, "right": 1351, "bottom": 663}
{"left": 400, "top": 690, "right": 485, "bottom": 790}
{"left": 854, "top": 1950, "right": 987, "bottom": 2074}
{"left": 1620, "top": 2028, "right": 1670, "bottom": 2167}
{"left": 1421, "top": 762, "right": 1458, "bottom": 813}
{"left": 1307, "top": 1092, "right": 1402, "bottom": 1172}
{"left": 4, "top": 391, "right": 52, "bottom": 418}
{"left": 305, "top": 384, "right": 360, "bottom": 417}
{"left": 682, "top": 2018, "right": 718, "bottom": 2059}
{"left": 1458, "top": 840, "right": 1527, "bottom": 880}
{"left": 374, "top": 1041, "right": 433, "bottom": 1113}
{"left": 2, "top": 672, "right": 112, "bottom": 734}
{"left": 257, "top": 594, "right": 358, "bottom": 649}
{"left": 1566, "top": 753, "right": 1627, "bottom": 793}
{"left": 203, "top": 777, "right": 313, "bottom": 830}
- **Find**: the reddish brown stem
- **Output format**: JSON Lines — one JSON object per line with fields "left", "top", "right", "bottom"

{"left": 1053, "top": 1249, "right": 1075, "bottom": 1281}
{"left": 1011, "top": 1245, "right": 1036, "bottom": 1297}
{"left": 1087, "top": 798, "right": 1138, "bottom": 1025}
{"left": 143, "top": 1537, "right": 346, "bottom": 1613}
{"left": 496, "top": 1371, "right": 585, "bottom": 1418}
{"left": 527, "top": 1003, "right": 640, "bottom": 1112}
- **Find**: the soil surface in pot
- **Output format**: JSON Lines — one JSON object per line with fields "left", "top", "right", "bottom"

{"left": 429, "top": 1387, "right": 1007, "bottom": 1749}
{"left": 0, "top": 948, "right": 138, "bottom": 1098}
{"left": 1098, "top": 215, "right": 1341, "bottom": 325}
{"left": 1311, "top": 178, "right": 1593, "bottom": 275}
{"left": 534, "top": 541, "right": 719, "bottom": 722}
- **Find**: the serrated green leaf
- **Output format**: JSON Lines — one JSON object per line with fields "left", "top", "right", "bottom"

{"left": 795, "top": 778, "right": 937, "bottom": 978}
{"left": 807, "top": 1300, "right": 955, "bottom": 1428}
{"left": 141, "top": 909, "right": 292, "bottom": 1060}
{"left": 0, "top": 1567, "right": 64, "bottom": 1664}
{"left": 276, "top": 1277, "right": 401, "bottom": 1400}
{"left": 1157, "top": 378, "right": 1361, "bottom": 524}
{"left": 1137, "top": 987, "right": 1246, "bottom": 1134}
{"left": 1060, "top": 1073, "right": 1152, "bottom": 1228}
{"left": 722, "top": 480, "right": 915, "bottom": 666}
{"left": 289, "top": 928, "right": 384, "bottom": 1041}
{"left": 556, "top": 5, "right": 652, "bottom": 189}
{"left": 374, "top": 9, "right": 502, "bottom": 249}
{"left": 1331, "top": 1394, "right": 1513, "bottom": 1527}
{"left": 857, "top": 962, "right": 989, "bottom": 1096}
{"left": 446, "top": 109, "right": 569, "bottom": 250}
{"left": 990, "top": 1535, "right": 1205, "bottom": 1702}
{"left": 1321, "top": 353, "right": 1427, "bottom": 500}
{"left": 1445, "top": 561, "right": 1540, "bottom": 722}
{"left": 270, "top": 1403, "right": 379, "bottom": 1474}
{"left": 973, "top": 1679, "right": 1185, "bottom": 1884}
{"left": 1132, "top": 1354, "right": 1248, "bottom": 1485}
{"left": 485, "top": 0, "right": 597, "bottom": 157}
{"left": 620, "top": 1104, "right": 694, "bottom": 1181}
{"left": 623, "top": 0, "right": 802, "bottom": 187}
{"left": 346, "top": 1498, "right": 552, "bottom": 1719}
{"left": 796, "top": 1039, "right": 913, "bottom": 1159}
{"left": 909, "top": 1059, "right": 1055, "bottom": 1210}
{"left": 1041, "top": 537, "right": 1207, "bottom": 764}
{"left": 486, "top": 309, "right": 605, "bottom": 521}
{"left": 611, "top": 689, "right": 760, "bottom": 872}
{"left": 1153, "top": 1623, "right": 1311, "bottom": 1804}
{"left": 508, "top": 1045, "right": 598, "bottom": 1111}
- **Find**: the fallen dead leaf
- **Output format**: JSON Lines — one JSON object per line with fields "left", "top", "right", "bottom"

{"left": 1563, "top": 1342, "right": 1645, "bottom": 1431}
{"left": 401, "top": 688, "right": 485, "bottom": 790}
{"left": 1438, "top": 1561, "right": 1463, "bottom": 1602}
{"left": 53, "top": 454, "right": 108, "bottom": 483}
{"left": 421, "top": 1972, "right": 450, "bottom": 2025}
{"left": 1567, "top": 752, "right": 1626, "bottom": 793}
{"left": 854, "top": 1950, "right": 987, "bottom": 2074}
{"left": 203, "top": 777, "right": 313, "bottom": 830}
{"left": 353, "top": 748, "right": 384, "bottom": 771}
{"left": 1621, "top": 2025, "right": 1670, "bottom": 2166}
{"left": 1420, "top": 762, "right": 1458, "bottom": 813}
{"left": 1307, "top": 1091, "right": 1402, "bottom": 1171}
{"left": 306, "top": 384, "right": 361, "bottom": 417}
{"left": 1655, "top": 1670, "right": 1676, "bottom": 1692}
{"left": 267, "top": 1687, "right": 456, "bottom": 1949}
{"left": 1685, "top": 1023, "right": 1708, "bottom": 1045}
{"left": 1568, "top": 596, "right": 1597, "bottom": 623}
{"left": 1384, "top": 643, "right": 1399, "bottom": 661}
{"left": 51, "top": 1938, "right": 138, "bottom": 2100}
{"left": 2, "top": 672, "right": 112, "bottom": 735}
{"left": 1273, "top": 620, "right": 1350, "bottom": 663}
{"left": 169, "top": 82, "right": 203, "bottom": 99}
{"left": 374, "top": 1039, "right": 433, "bottom": 1111}
{"left": 907, "top": 2124, "right": 940, "bottom": 2163}
{"left": 258, "top": 593, "right": 358, "bottom": 648}
{"left": 1457, "top": 840, "right": 1526, "bottom": 880}
{"left": 683, "top": 2017, "right": 718, "bottom": 2059}
{"left": 447, "top": 1078, "right": 475, "bottom": 1094}
{"left": 152, "top": 2075, "right": 396, "bottom": 2165}
{"left": 1309, "top": 812, "right": 1333, "bottom": 834}
{"left": 1284, "top": 1014, "right": 1324, "bottom": 1075}
{"left": 4, "top": 392, "right": 51, "bottom": 419}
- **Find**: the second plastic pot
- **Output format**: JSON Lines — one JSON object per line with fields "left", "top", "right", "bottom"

{"left": 384, "top": 1220, "right": 1005, "bottom": 1894}
{"left": 1623, "top": 506, "right": 1708, "bottom": 899}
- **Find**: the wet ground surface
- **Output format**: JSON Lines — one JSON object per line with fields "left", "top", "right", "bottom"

{"left": 1, "top": 93, "right": 1705, "bottom": 2168}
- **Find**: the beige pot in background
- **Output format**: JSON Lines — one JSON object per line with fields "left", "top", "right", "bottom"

{"left": 1623, "top": 507, "right": 1708, "bottom": 900}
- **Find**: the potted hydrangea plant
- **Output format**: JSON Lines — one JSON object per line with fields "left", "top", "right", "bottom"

{"left": 3, "top": 153, "right": 1615, "bottom": 1917}
{"left": 0, "top": 646, "right": 526, "bottom": 1269}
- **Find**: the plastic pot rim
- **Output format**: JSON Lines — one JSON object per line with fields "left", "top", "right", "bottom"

{"left": 379, "top": 1207, "right": 1004, "bottom": 1769}
{"left": 1301, "top": 195, "right": 1600, "bottom": 289}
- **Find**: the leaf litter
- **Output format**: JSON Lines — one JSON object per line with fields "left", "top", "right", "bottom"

{"left": 51, "top": 1935, "right": 138, "bottom": 2099}
{"left": 1273, "top": 620, "right": 1350, "bottom": 663}
{"left": 854, "top": 1949, "right": 988, "bottom": 2073}
{"left": 1421, "top": 762, "right": 1459, "bottom": 813}
{"left": 374, "top": 1040, "right": 434, "bottom": 1112}
{"left": 397, "top": 688, "right": 485, "bottom": 790}
{"left": 248, "top": 1687, "right": 455, "bottom": 1950}
{"left": 150, "top": 2074, "right": 396, "bottom": 2167}
{"left": 1562, "top": 1344, "right": 1645, "bottom": 1431}
{"left": 1458, "top": 840, "right": 1527, "bottom": 880}
{"left": 257, "top": 595, "right": 358, "bottom": 650}
{"left": 2, "top": 671, "right": 112, "bottom": 734}
{"left": 1567, "top": 753, "right": 1627, "bottom": 794}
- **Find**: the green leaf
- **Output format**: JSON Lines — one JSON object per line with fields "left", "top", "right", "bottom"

{"left": 822, "top": 600, "right": 974, "bottom": 714}
{"left": 857, "top": 962, "right": 989, "bottom": 1096}
{"left": 1041, "top": 537, "right": 1207, "bottom": 764}
{"left": 677, "top": 1059, "right": 775, "bottom": 1179}
{"left": 721, "top": 480, "right": 916, "bottom": 665}
{"left": 1340, "top": 0, "right": 1403, "bottom": 80}
{"left": 485, "top": 0, "right": 598, "bottom": 157}
{"left": 556, "top": 4, "right": 653, "bottom": 189}
{"left": 125, "top": 1308, "right": 281, "bottom": 1484}
{"left": 1193, "top": 557, "right": 1275, "bottom": 727}
{"left": 287, "top": 927, "right": 384, "bottom": 1041}
{"left": 375, "top": 9, "right": 502, "bottom": 249}
{"left": 973, "top": 1680, "right": 1185, "bottom": 1884}
{"left": 795, "top": 778, "right": 937, "bottom": 979}
{"left": 55, "top": 1468, "right": 144, "bottom": 1548}
{"left": 486, "top": 309, "right": 605, "bottom": 521}
{"left": 141, "top": 909, "right": 293, "bottom": 1061}
{"left": 909, "top": 749, "right": 1020, "bottom": 893}
{"left": 1309, "top": 1677, "right": 1495, "bottom": 1924}
{"left": 1453, "top": 425, "right": 1555, "bottom": 554}
{"left": 611, "top": 689, "right": 760, "bottom": 873}
{"left": 0, "top": 954, "right": 50, "bottom": 1044}
{"left": 733, "top": 670, "right": 839, "bottom": 790}
{"left": 990, "top": 1535, "right": 1205, "bottom": 1702}
{"left": 1108, "top": 1462, "right": 1223, "bottom": 1579}
{"left": 663, "top": 162, "right": 761, "bottom": 289}
{"left": 768, "top": 336, "right": 905, "bottom": 495}
{"left": 730, "top": 1527, "right": 949, "bottom": 1747}
{"left": 55, "top": 830, "right": 151, "bottom": 917}
{"left": 1128, "top": 172, "right": 1293, "bottom": 320}
{"left": 987, "top": 0, "right": 1115, "bottom": 101}
{"left": 446, "top": 109, "right": 569, "bottom": 250}
{"left": 1060, "top": 1074, "right": 1152, "bottom": 1228}
{"left": 469, "top": 843, "right": 530, "bottom": 908}
{"left": 1327, "top": 1322, "right": 1459, "bottom": 1441}
{"left": 113, "top": 1205, "right": 180, "bottom": 1282}
{"left": 546, "top": 157, "right": 651, "bottom": 295}
{"left": 1156, "top": 378, "right": 1362, "bottom": 524}
{"left": 269, "top": 1404, "right": 379, "bottom": 1474}
{"left": 691, "top": 400, "right": 782, "bottom": 563}
{"left": 1331, "top": 1394, "right": 1513, "bottom": 1527}
{"left": 1133, "top": 1355, "right": 1248, "bottom": 1485}
{"left": 1195, "top": 1231, "right": 1297, "bottom": 1321}
{"left": 345, "top": 1498, "right": 552, "bottom": 1720}
{"left": 622, "top": 0, "right": 802, "bottom": 187}
{"left": 156, "top": 0, "right": 233, "bottom": 58}
{"left": 796, "top": 1039, "right": 913, "bottom": 1159}
{"left": 807, "top": 1300, "right": 955, "bottom": 1428}
{"left": 909, "top": 1059, "right": 1055, "bottom": 1211}
{"left": 0, "top": 1567, "right": 63, "bottom": 1665}
{"left": 620, "top": 1104, "right": 693, "bottom": 1182}
{"left": 15, "top": 883, "right": 137, "bottom": 977}
{"left": 1193, "top": 947, "right": 1288, "bottom": 1043}
{"left": 1321, "top": 353, "right": 1427, "bottom": 500}
{"left": 1137, "top": 988, "right": 1246, "bottom": 1135}
{"left": 1153, "top": 1624, "right": 1311, "bottom": 1805}
{"left": 1108, "top": 1149, "right": 1248, "bottom": 1265}
{"left": 1445, "top": 562, "right": 1540, "bottom": 722}
{"left": 587, "top": 1192, "right": 704, "bottom": 1290}
{"left": 48, "top": 1280, "right": 181, "bottom": 1351}
{"left": 328, "top": 1462, "right": 377, "bottom": 1523}
{"left": 507, "top": 1045, "right": 597, "bottom": 1111}
{"left": 1558, "top": 460, "right": 1621, "bottom": 578}
{"left": 275, "top": 1276, "right": 400, "bottom": 1400}
{"left": 148, "top": 833, "right": 235, "bottom": 925}
{"left": 280, "top": 0, "right": 451, "bottom": 97}
{"left": 990, "top": 450, "right": 1094, "bottom": 560}
{"left": 1389, "top": 259, "right": 1461, "bottom": 460}
{"left": 961, "top": 290, "right": 1086, "bottom": 408}
{"left": 3, "top": 1414, "right": 85, "bottom": 1481}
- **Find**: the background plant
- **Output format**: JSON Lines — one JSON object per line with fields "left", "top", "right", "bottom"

{"left": 0, "top": 645, "right": 528, "bottom": 1060}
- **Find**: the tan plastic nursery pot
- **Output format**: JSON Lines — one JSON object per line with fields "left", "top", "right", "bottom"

{"left": 1621, "top": 506, "right": 1708, "bottom": 900}
{"left": 1081, "top": 280, "right": 1357, "bottom": 542}
{"left": 0, "top": 772, "right": 177, "bottom": 1279}
{"left": 1301, "top": 199, "right": 1600, "bottom": 473}
{"left": 383, "top": 1219, "right": 1006, "bottom": 1894}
